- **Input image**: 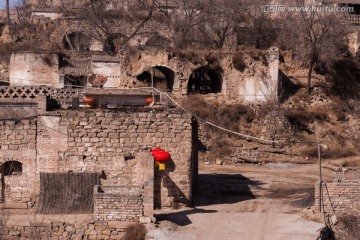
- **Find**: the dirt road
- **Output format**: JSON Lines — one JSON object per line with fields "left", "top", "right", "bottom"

{"left": 148, "top": 162, "right": 333, "bottom": 240}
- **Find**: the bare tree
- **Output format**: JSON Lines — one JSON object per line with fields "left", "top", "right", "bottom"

{"left": 78, "top": 0, "right": 156, "bottom": 53}
{"left": 153, "top": 0, "right": 211, "bottom": 49}
{"left": 204, "top": 0, "right": 247, "bottom": 49}
{"left": 281, "top": 2, "right": 349, "bottom": 95}
{"left": 6, "top": 0, "right": 10, "bottom": 25}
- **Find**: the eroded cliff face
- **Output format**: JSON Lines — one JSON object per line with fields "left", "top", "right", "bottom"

{"left": 122, "top": 49, "right": 276, "bottom": 104}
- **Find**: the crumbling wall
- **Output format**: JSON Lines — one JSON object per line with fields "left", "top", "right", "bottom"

{"left": 315, "top": 180, "right": 360, "bottom": 215}
{"left": 9, "top": 53, "right": 61, "bottom": 88}
{"left": 123, "top": 49, "right": 279, "bottom": 104}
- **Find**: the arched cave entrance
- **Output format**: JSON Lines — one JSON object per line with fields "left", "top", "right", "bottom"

{"left": 188, "top": 66, "right": 223, "bottom": 94}
{"left": 136, "top": 66, "right": 175, "bottom": 92}
{"left": 1, "top": 161, "right": 23, "bottom": 176}
{"left": 63, "top": 32, "right": 90, "bottom": 51}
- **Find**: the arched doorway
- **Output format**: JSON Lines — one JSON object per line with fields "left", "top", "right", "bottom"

{"left": 188, "top": 66, "right": 223, "bottom": 94}
{"left": 136, "top": 66, "right": 175, "bottom": 92}
{"left": 63, "top": 32, "right": 90, "bottom": 51}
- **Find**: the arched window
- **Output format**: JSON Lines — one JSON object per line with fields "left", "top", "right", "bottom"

{"left": 136, "top": 66, "right": 175, "bottom": 91}
{"left": 188, "top": 66, "right": 223, "bottom": 94}
{"left": 1, "top": 161, "right": 23, "bottom": 176}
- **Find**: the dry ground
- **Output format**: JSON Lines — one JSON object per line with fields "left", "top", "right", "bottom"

{"left": 147, "top": 158, "right": 348, "bottom": 240}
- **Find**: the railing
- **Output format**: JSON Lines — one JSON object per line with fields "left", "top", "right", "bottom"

{"left": 348, "top": 14, "right": 360, "bottom": 24}
{"left": 0, "top": 86, "right": 84, "bottom": 101}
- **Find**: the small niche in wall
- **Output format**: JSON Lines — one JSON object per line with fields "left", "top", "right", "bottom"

{"left": 1, "top": 161, "right": 23, "bottom": 176}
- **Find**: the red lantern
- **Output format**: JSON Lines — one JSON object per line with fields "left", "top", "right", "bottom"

{"left": 146, "top": 97, "right": 155, "bottom": 105}
{"left": 152, "top": 148, "right": 163, "bottom": 156}
{"left": 153, "top": 150, "right": 171, "bottom": 163}
{"left": 83, "top": 97, "right": 95, "bottom": 106}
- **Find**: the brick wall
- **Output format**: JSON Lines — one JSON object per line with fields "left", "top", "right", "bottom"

{"left": 57, "top": 109, "right": 194, "bottom": 207}
{"left": 315, "top": 180, "right": 360, "bottom": 214}
{"left": 94, "top": 186, "right": 143, "bottom": 222}
{"left": 0, "top": 108, "right": 195, "bottom": 210}
{"left": 0, "top": 119, "right": 37, "bottom": 208}
{"left": 1, "top": 220, "right": 131, "bottom": 240}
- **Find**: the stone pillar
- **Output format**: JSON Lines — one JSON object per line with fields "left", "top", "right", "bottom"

{"left": 267, "top": 46, "right": 280, "bottom": 102}
{"left": 135, "top": 151, "right": 154, "bottom": 222}
{"left": 348, "top": 31, "right": 359, "bottom": 56}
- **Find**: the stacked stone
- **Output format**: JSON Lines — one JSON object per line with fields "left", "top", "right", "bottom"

{"left": 58, "top": 109, "right": 193, "bottom": 207}
{"left": 0, "top": 119, "right": 37, "bottom": 207}
{"left": 1, "top": 221, "right": 129, "bottom": 240}
{"left": 0, "top": 120, "right": 36, "bottom": 151}
{"left": 94, "top": 186, "right": 143, "bottom": 222}
{"left": 315, "top": 180, "right": 360, "bottom": 214}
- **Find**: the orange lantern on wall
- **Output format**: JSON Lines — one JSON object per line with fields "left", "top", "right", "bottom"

{"left": 146, "top": 97, "right": 155, "bottom": 105}
{"left": 152, "top": 148, "right": 171, "bottom": 171}
{"left": 83, "top": 97, "right": 95, "bottom": 107}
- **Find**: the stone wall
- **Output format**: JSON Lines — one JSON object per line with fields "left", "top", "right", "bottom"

{"left": 94, "top": 186, "right": 143, "bottom": 222}
{"left": 1, "top": 219, "right": 131, "bottom": 240}
{"left": 315, "top": 180, "right": 360, "bottom": 215}
{"left": 0, "top": 108, "right": 195, "bottom": 210}
{"left": 0, "top": 119, "right": 37, "bottom": 208}
{"left": 56, "top": 109, "right": 194, "bottom": 207}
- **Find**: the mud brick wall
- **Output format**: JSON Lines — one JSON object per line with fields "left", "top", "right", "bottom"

{"left": 57, "top": 109, "right": 194, "bottom": 207}
{"left": 94, "top": 186, "right": 143, "bottom": 222}
{"left": 0, "top": 119, "right": 37, "bottom": 208}
{"left": 315, "top": 181, "right": 360, "bottom": 214}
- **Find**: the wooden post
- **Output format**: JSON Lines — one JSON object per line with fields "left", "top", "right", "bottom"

{"left": 318, "top": 142, "right": 322, "bottom": 212}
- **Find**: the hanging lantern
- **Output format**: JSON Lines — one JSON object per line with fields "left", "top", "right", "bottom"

{"left": 83, "top": 97, "right": 95, "bottom": 107}
{"left": 151, "top": 148, "right": 163, "bottom": 156}
{"left": 146, "top": 97, "right": 155, "bottom": 105}
{"left": 152, "top": 148, "right": 171, "bottom": 171}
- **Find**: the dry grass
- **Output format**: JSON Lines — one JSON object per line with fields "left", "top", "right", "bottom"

{"left": 124, "top": 222, "right": 146, "bottom": 240}
{"left": 182, "top": 95, "right": 255, "bottom": 132}
{"left": 335, "top": 214, "right": 360, "bottom": 240}
{"left": 301, "top": 146, "right": 357, "bottom": 159}
{"left": 284, "top": 107, "right": 328, "bottom": 130}
{"left": 171, "top": 51, "right": 203, "bottom": 65}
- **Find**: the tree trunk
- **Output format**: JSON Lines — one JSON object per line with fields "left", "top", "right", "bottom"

{"left": 6, "top": 0, "right": 10, "bottom": 25}
{"left": 307, "top": 50, "right": 316, "bottom": 95}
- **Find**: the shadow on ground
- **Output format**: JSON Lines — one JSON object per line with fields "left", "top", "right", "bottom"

{"left": 266, "top": 187, "right": 315, "bottom": 208}
{"left": 155, "top": 208, "right": 217, "bottom": 226}
{"left": 194, "top": 173, "right": 264, "bottom": 206}
{"left": 155, "top": 173, "right": 263, "bottom": 226}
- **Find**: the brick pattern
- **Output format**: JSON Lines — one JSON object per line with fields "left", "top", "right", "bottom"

{"left": 1, "top": 220, "right": 131, "bottom": 240}
{"left": 58, "top": 109, "right": 193, "bottom": 207}
{"left": 0, "top": 109, "right": 194, "bottom": 210}
{"left": 0, "top": 86, "right": 83, "bottom": 102}
{"left": 94, "top": 186, "right": 144, "bottom": 222}
{"left": 0, "top": 119, "right": 37, "bottom": 207}
{"left": 315, "top": 180, "right": 360, "bottom": 214}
